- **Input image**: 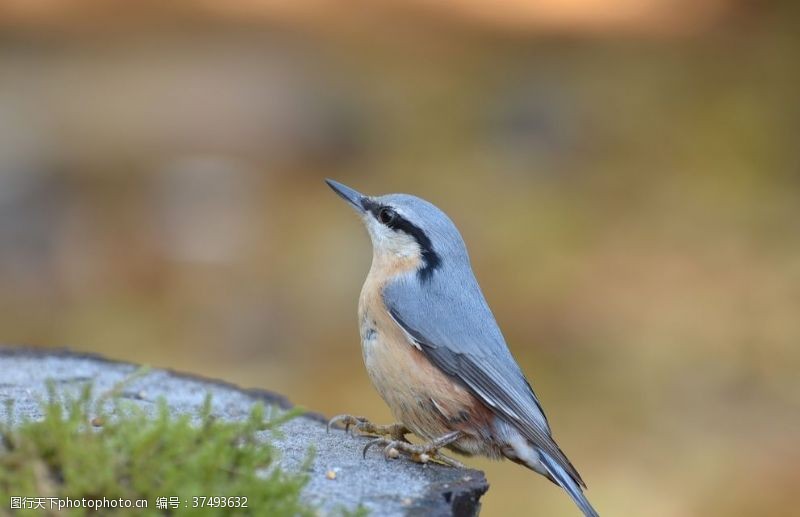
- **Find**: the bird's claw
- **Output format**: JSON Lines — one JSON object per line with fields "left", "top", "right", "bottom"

{"left": 330, "top": 415, "right": 464, "bottom": 468}
{"left": 362, "top": 437, "right": 466, "bottom": 468}
{"left": 327, "top": 414, "right": 409, "bottom": 440}
{"left": 326, "top": 414, "right": 366, "bottom": 435}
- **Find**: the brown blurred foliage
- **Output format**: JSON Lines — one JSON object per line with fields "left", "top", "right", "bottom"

{"left": 0, "top": 1, "right": 798, "bottom": 516}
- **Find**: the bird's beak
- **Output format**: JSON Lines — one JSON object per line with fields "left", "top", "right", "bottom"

{"left": 325, "top": 179, "right": 366, "bottom": 212}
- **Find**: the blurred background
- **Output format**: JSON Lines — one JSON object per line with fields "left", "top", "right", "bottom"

{"left": 1, "top": 1, "right": 799, "bottom": 515}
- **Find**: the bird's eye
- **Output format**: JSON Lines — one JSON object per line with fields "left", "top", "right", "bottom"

{"left": 378, "top": 208, "right": 396, "bottom": 225}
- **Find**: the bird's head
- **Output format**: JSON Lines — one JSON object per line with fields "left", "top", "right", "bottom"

{"left": 326, "top": 179, "right": 469, "bottom": 281}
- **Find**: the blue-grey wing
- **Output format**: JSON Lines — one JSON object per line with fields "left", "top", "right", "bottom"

{"left": 383, "top": 270, "right": 585, "bottom": 487}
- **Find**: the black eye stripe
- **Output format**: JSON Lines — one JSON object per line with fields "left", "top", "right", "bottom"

{"left": 391, "top": 217, "right": 442, "bottom": 282}
{"left": 361, "top": 200, "right": 442, "bottom": 282}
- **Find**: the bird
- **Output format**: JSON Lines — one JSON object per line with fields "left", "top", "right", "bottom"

{"left": 325, "top": 179, "right": 599, "bottom": 517}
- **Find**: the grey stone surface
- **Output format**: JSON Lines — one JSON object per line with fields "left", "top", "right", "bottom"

{"left": 0, "top": 346, "right": 488, "bottom": 516}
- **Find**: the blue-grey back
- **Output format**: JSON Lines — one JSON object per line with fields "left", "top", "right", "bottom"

{"left": 379, "top": 211, "right": 552, "bottom": 433}
{"left": 375, "top": 190, "right": 586, "bottom": 487}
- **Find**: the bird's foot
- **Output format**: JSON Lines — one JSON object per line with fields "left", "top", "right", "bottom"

{"left": 362, "top": 430, "right": 466, "bottom": 468}
{"left": 327, "top": 414, "right": 409, "bottom": 441}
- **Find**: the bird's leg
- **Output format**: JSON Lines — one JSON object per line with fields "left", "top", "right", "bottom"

{"left": 363, "top": 430, "right": 466, "bottom": 468}
{"left": 327, "top": 414, "right": 409, "bottom": 441}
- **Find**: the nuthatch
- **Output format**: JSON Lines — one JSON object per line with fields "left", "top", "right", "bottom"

{"left": 325, "top": 180, "right": 598, "bottom": 517}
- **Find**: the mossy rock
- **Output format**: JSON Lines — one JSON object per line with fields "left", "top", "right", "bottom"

{"left": 0, "top": 347, "right": 488, "bottom": 516}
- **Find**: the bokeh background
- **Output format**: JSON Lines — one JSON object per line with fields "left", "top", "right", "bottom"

{"left": 1, "top": 1, "right": 799, "bottom": 515}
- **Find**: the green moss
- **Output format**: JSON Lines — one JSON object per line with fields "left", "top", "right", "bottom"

{"left": 0, "top": 379, "right": 315, "bottom": 516}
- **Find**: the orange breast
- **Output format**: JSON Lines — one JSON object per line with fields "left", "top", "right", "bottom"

{"left": 357, "top": 257, "right": 496, "bottom": 456}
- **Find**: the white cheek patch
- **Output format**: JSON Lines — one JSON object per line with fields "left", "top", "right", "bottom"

{"left": 363, "top": 215, "right": 421, "bottom": 259}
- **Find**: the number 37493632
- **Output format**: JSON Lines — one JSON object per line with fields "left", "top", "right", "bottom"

{"left": 191, "top": 496, "right": 248, "bottom": 508}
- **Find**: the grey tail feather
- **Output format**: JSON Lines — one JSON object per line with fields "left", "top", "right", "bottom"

{"left": 539, "top": 451, "right": 599, "bottom": 517}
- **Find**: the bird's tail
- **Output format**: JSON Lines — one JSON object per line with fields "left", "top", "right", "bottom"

{"left": 539, "top": 451, "right": 599, "bottom": 517}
